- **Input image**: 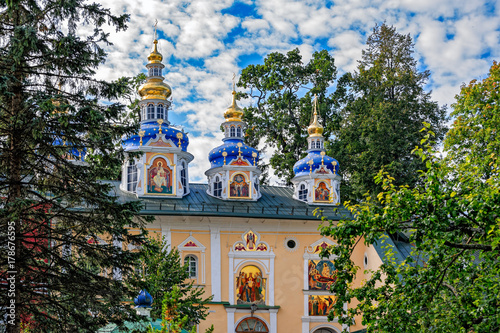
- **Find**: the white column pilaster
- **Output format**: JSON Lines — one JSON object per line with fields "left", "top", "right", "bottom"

{"left": 270, "top": 308, "right": 278, "bottom": 333}
{"left": 302, "top": 320, "right": 309, "bottom": 333}
{"left": 229, "top": 252, "right": 235, "bottom": 304}
{"left": 210, "top": 227, "right": 221, "bottom": 302}
{"left": 161, "top": 226, "right": 171, "bottom": 252}
{"left": 226, "top": 307, "right": 235, "bottom": 332}
{"left": 269, "top": 249, "right": 275, "bottom": 306}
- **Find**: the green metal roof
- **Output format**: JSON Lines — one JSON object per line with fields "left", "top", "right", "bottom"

{"left": 113, "top": 182, "right": 352, "bottom": 221}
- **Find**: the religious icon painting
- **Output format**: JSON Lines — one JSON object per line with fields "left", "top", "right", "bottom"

{"left": 244, "top": 230, "right": 257, "bottom": 251}
{"left": 236, "top": 265, "right": 266, "bottom": 305}
{"left": 314, "top": 181, "right": 330, "bottom": 202}
{"left": 308, "top": 295, "right": 336, "bottom": 316}
{"left": 234, "top": 242, "right": 246, "bottom": 251}
{"left": 308, "top": 260, "right": 337, "bottom": 291}
{"left": 229, "top": 173, "right": 250, "bottom": 198}
{"left": 147, "top": 157, "right": 172, "bottom": 194}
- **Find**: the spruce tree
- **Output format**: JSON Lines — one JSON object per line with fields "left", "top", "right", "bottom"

{"left": 0, "top": 1, "right": 149, "bottom": 332}
{"left": 330, "top": 23, "right": 448, "bottom": 201}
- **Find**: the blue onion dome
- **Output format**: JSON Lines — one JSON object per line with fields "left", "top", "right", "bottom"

{"left": 293, "top": 151, "right": 340, "bottom": 177}
{"left": 134, "top": 289, "right": 153, "bottom": 308}
{"left": 122, "top": 120, "right": 189, "bottom": 152}
{"left": 52, "top": 136, "right": 87, "bottom": 162}
{"left": 208, "top": 138, "right": 259, "bottom": 168}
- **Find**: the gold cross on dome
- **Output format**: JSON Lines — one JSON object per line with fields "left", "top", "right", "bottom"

{"left": 176, "top": 132, "right": 183, "bottom": 148}
{"left": 237, "top": 142, "right": 242, "bottom": 156}
{"left": 308, "top": 159, "right": 314, "bottom": 174}
{"left": 158, "top": 119, "right": 163, "bottom": 134}
{"left": 139, "top": 130, "right": 145, "bottom": 146}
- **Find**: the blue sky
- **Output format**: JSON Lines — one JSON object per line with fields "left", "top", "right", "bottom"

{"left": 96, "top": 0, "right": 500, "bottom": 183}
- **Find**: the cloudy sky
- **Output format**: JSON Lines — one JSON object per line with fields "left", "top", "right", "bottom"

{"left": 97, "top": 0, "right": 500, "bottom": 183}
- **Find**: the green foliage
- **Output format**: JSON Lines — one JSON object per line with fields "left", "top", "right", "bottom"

{"left": 129, "top": 237, "right": 212, "bottom": 328}
{"left": 320, "top": 62, "right": 500, "bottom": 332}
{"left": 238, "top": 48, "right": 342, "bottom": 184}
{"left": 330, "top": 23, "right": 448, "bottom": 201}
{"left": 0, "top": 1, "right": 151, "bottom": 332}
{"left": 146, "top": 286, "right": 214, "bottom": 333}
{"left": 445, "top": 61, "right": 500, "bottom": 177}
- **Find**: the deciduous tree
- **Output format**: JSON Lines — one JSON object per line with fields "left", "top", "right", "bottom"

{"left": 320, "top": 62, "right": 500, "bottom": 332}
{"left": 238, "top": 48, "right": 343, "bottom": 184}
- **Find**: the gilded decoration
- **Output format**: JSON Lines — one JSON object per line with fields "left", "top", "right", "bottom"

{"left": 236, "top": 265, "right": 266, "bottom": 304}
{"left": 308, "top": 260, "right": 337, "bottom": 291}
{"left": 147, "top": 158, "right": 172, "bottom": 194}
{"left": 313, "top": 241, "right": 329, "bottom": 254}
{"left": 244, "top": 230, "right": 257, "bottom": 250}
{"left": 308, "top": 295, "right": 336, "bottom": 316}
{"left": 229, "top": 173, "right": 250, "bottom": 198}
{"left": 230, "top": 156, "right": 249, "bottom": 166}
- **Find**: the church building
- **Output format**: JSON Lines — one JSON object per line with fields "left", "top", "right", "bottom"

{"left": 116, "top": 37, "right": 390, "bottom": 333}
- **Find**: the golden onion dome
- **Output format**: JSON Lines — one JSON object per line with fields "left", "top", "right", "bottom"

{"left": 138, "top": 39, "right": 171, "bottom": 100}
{"left": 224, "top": 90, "right": 243, "bottom": 122}
{"left": 138, "top": 79, "right": 171, "bottom": 100}
{"left": 308, "top": 96, "right": 324, "bottom": 137}
{"left": 147, "top": 39, "right": 163, "bottom": 64}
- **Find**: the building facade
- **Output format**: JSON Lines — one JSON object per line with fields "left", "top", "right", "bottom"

{"left": 116, "top": 38, "right": 388, "bottom": 333}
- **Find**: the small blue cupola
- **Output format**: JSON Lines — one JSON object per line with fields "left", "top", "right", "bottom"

{"left": 291, "top": 95, "right": 341, "bottom": 205}
{"left": 205, "top": 80, "right": 261, "bottom": 201}
{"left": 120, "top": 35, "right": 193, "bottom": 198}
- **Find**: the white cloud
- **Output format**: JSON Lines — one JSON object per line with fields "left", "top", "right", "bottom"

{"left": 94, "top": 0, "right": 500, "bottom": 184}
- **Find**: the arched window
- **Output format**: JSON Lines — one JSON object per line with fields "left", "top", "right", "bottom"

{"left": 213, "top": 176, "right": 222, "bottom": 197}
{"left": 235, "top": 317, "right": 269, "bottom": 332}
{"left": 180, "top": 161, "right": 187, "bottom": 194}
{"left": 236, "top": 126, "right": 242, "bottom": 137}
{"left": 147, "top": 104, "right": 155, "bottom": 119}
{"left": 185, "top": 255, "right": 197, "bottom": 278}
{"left": 312, "top": 329, "right": 336, "bottom": 333}
{"left": 299, "top": 184, "right": 308, "bottom": 201}
{"left": 157, "top": 104, "right": 164, "bottom": 119}
{"left": 127, "top": 159, "right": 138, "bottom": 192}
{"left": 148, "top": 68, "right": 153, "bottom": 77}
{"left": 152, "top": 66, "right": 160, "bottom": 76}
{"left": 230, "top": 126, "right": 236, "bottom": 137}
{"left": 141, "top": 105, "right": 146, "bottom": 121}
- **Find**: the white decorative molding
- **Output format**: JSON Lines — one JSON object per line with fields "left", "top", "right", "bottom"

{"left": 226, "top": 307, "right": 235, "bottom": 333}
{"left": 234, "top": 315, "right": 271, "bottom": 333}
{"left": 210, "top": 228, "right": 221, "bottom": 302}
{"left": 228, "top": 246, "right": 275, "bottom": 306}
{"left": 307, "top": 323, "right": 341, "bottom": 333}
{"left": 178, "top": 235, "right": 206, "bottom": 252}
{"left": 178, "top": 235, "right": 206, "bottom": 284}
{"left": 301, "top": 316, "right": 339, "bottom": 323}
{"left": 284, "top": 236, "right": 299, "bottom": 252}
{"left": 161, "top": 226, "right": 171, "bottom": 252}
{"left": 270, "top": 308, "right": 278, "bottom": 333}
